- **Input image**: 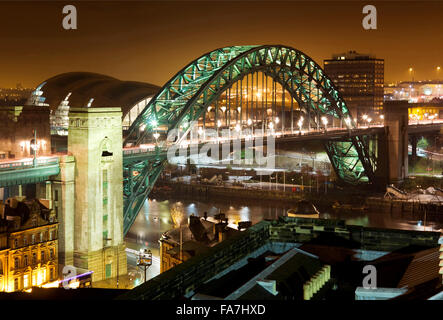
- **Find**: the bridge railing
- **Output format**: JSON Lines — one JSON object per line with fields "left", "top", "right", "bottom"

{"left": 122, "top": 126, "right": 378, "bottom": 157}
{"left": 0, "top": 156, "right": 60, "bottom": 171}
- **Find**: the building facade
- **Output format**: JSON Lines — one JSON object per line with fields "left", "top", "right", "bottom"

{"left": 0, "top": 198, "right": 58, "bottom": 292}
{"left": 384, "top": 81, "right": 443, "bottom": 104}
{"left": 324, "top": 51, "right": 384, "bottom": 121}
{"left": 0, "top": 105, "right": 51, "bottom": 159}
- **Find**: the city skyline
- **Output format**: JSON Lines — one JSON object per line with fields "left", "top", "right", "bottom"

{"left": 0, "top": 1, "right": 442, "bottom": 88}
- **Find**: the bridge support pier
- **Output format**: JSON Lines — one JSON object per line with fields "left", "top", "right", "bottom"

{"left": 52, "top": 155, "right": 75, "bottom": 266}
{"left": 384, "top": 101, "right": 409, "bottom": 184}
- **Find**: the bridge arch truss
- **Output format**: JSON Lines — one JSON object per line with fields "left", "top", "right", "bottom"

{"left": 122, "top": 45, "right": 378, "bottom": 234}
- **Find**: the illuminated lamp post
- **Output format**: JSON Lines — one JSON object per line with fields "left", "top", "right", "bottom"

{"left": 362, "top": 114, "right": 368, "bottom": 128}
{"left": 429, "top": 115, "right": 435, "bottom": 124}
{"left": 321, "top": 116, "right": 328, "bottom": 132}
{"left": 247, "top": 118, "right": 253, "bottom": 137}
{"left": 344, "top": 117, "right": 351, "bottom": 135}
{"left": 31, "top": 129, "right": 38, "bottom": 167}
{"left": 268, "top": 121, "right": 274, "bottom": 135}
{"left": 153, "top": 132, "right": 160, "bottom": 145}
{"left": 298, "top": 117, "right": 303, "bottom": 135}
{"left": 137, "top": 249, "right": 152, "bottom": 284}
{"left": 217, "top": 119, "right": 222, "bottom": 139}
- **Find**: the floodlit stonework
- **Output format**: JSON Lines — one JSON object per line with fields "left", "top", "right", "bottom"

{"left": 67, "top": 107, "right": 127, "bottom": 282}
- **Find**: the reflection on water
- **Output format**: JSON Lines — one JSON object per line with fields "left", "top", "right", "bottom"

{"left": 126, "top": 196, "right": 442, "bottom": 253}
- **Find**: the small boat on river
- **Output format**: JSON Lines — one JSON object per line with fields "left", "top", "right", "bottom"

{"left": 287, "top": 200, "right": 320, "bottom": 218}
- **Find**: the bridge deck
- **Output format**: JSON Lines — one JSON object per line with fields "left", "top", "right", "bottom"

{"left": 0, "top": 156, "right": 60, "bottom": 188}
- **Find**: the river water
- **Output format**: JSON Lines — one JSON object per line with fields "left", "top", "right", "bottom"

{"left": 126, "top": 195, "right": 442, "bottom": 253}
{"left": 123, "top": 194, "right": 442, "bottom": 283}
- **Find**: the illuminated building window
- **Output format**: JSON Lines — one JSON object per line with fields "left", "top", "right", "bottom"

{"left": 32, "top": 253, "right": 36, "bottom": 265}
{"left": 23, "top": 236, "right": 27, "bottom": 246}
{"left": 37, "top": 270, "right": 42, "bottom": 285}
{"left": 41, "top": 251, "right": 45, "bottom": 263}
{"left": 31, "top": 234, "right": 35, "bottom": 245}
{"left": 23, "top": 275, "right": 29, "bottom": 288}
{"left": 50, "top": 268, "right": 54, "bottom": 281}
{"left": 39, "top": 233, "right": 43, "bottom": 243}
{"left": 14, "top": 278, "right": 19, "bottom": 291}
{"left": 14, "top": 239, "right": 18, "bottom": 248}
{"left": 24, "top": 255, "right": 28, "bottom": 267}
{"left": 14, "top": 257, "right": 19, "bottom": 269}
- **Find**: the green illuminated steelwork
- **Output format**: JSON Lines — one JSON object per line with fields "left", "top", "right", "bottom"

{"left": 122, "top": 45, "right": 377, "bottom": 234}
{"left": 0, "top": 163, "right": 60, "bottom": 187}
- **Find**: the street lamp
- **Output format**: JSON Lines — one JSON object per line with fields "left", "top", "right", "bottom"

{"left": 367, "top": 117, "right": 372, "bottom": 127}
{"left": 321, "top": 116, "right": 328, "bottom": 132}
{"left": 137, "top": 249, "right": 152, "bottom": 284}
{"left": 362, "top": 114, "right": 368, "bottom": 127}
{"left": 429, "top": 115, "right": 435, "bottom": 124}
{"left": 268, "top": 121, "right": 274, "bottom": 133}
{"left": 297, "top": 117, "right": 303, "bottom": 135}
{"left": 31, "top": 129, "right": 38, "bottom": 167}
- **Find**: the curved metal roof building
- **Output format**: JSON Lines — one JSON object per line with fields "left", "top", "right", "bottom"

{"left": 27, "top": 72, "right": 160, "bottom": 134}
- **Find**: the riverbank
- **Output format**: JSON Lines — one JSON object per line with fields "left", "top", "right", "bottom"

{"left": 153, "top": 181, "right": 371, "bottom": 208}
{"left": 152, "top": 181, "right": 443, "bottom": 223}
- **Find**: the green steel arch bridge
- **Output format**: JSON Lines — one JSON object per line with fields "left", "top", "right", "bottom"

{"left": 122, "top": 45, "right": 379, "bottom": 235}
{"left": 1, "top": 45, "right": 442, "bottom": 235}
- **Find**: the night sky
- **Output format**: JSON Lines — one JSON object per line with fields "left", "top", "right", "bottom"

{"left": 0, "top": 1, "right": 442, "bottom": 88}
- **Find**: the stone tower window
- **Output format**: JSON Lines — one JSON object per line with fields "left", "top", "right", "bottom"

{"left": 101, "top": 137, "right": 113, "bottom": 157}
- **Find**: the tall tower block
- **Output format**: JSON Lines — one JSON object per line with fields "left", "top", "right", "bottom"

{"left": 68, "top": 107, "right": 127, "bottom": 282}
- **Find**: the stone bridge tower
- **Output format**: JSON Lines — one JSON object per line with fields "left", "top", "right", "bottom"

{"left": 67, "top": 107, "right": 127, "bottom": 282}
